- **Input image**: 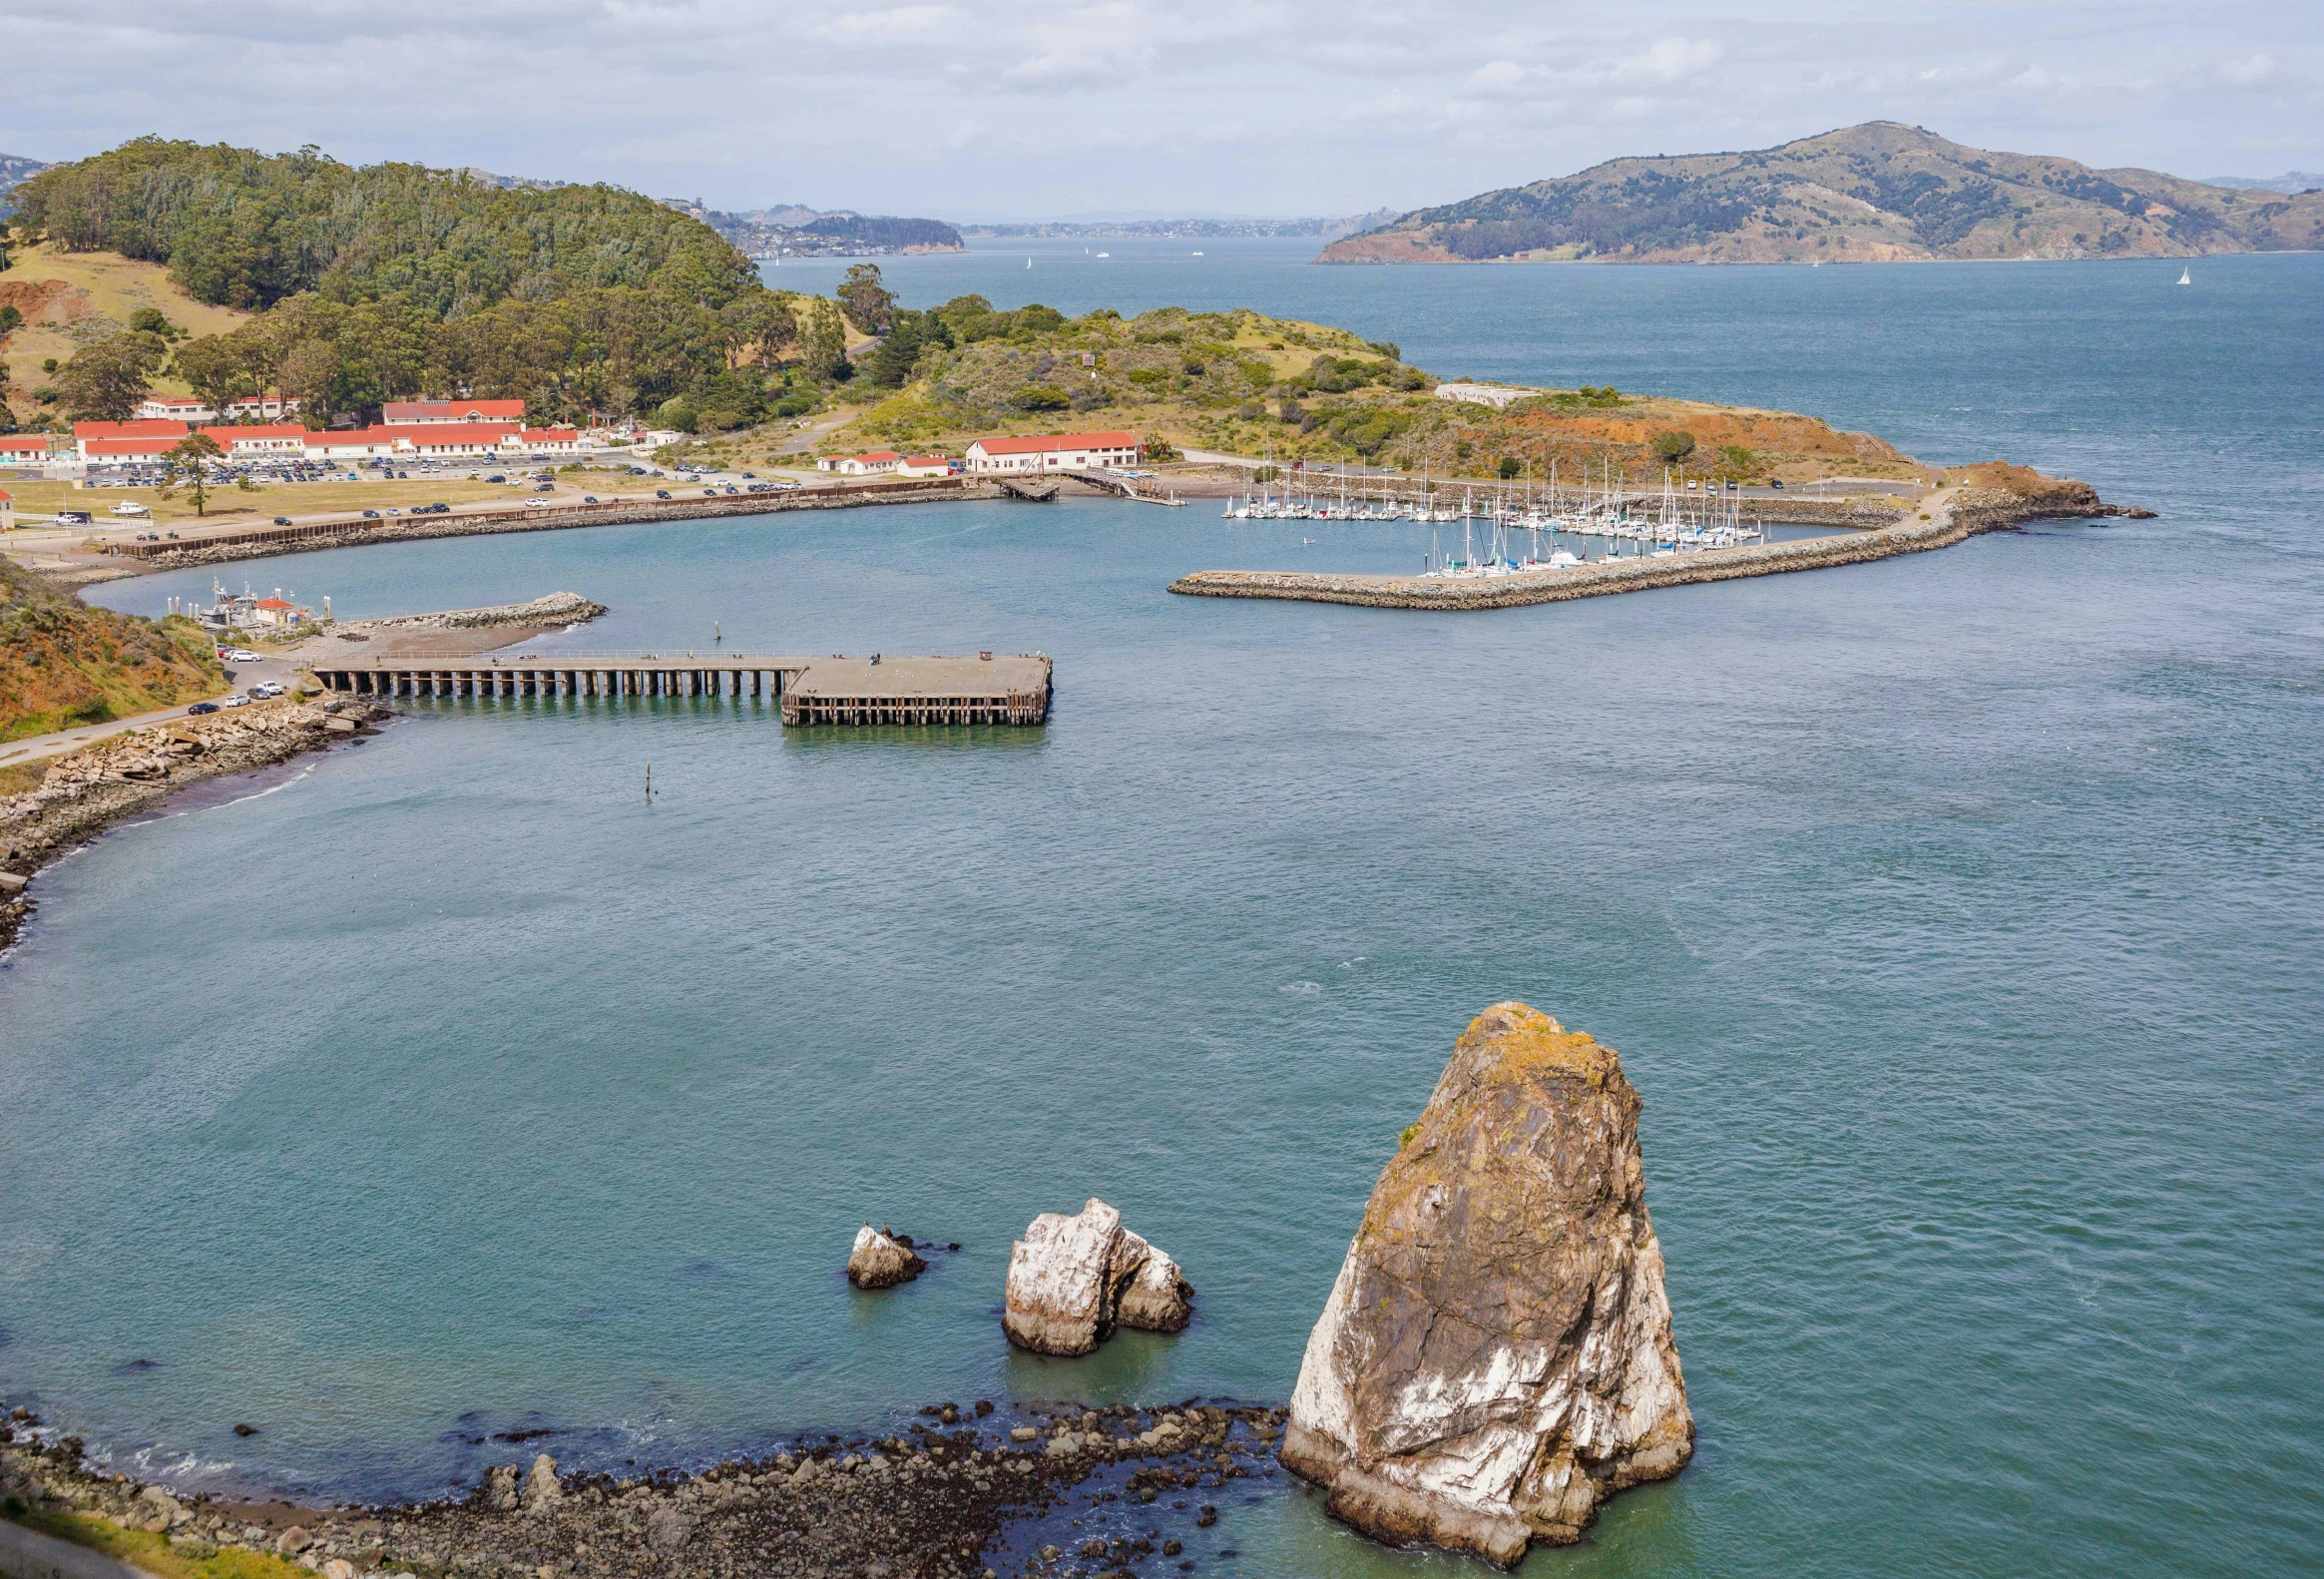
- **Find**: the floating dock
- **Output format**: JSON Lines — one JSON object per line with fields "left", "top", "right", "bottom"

{"left": 310, "top": 652, "right": 1052, "bottom": 726}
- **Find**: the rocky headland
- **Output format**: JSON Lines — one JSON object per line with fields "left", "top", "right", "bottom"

{"left": 1281, "top": 1004, "right": 1691, "bottom": 1567}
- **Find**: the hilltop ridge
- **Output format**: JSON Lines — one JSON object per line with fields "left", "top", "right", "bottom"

{"left": 1321, "top": 122, "right": 2324, "bottom": 264}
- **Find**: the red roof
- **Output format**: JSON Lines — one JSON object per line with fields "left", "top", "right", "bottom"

{"left": 903, "top": 455, "right": 949, "bottom": 465}
{"left": 76, "top": 420, "right": 191, "bottom": 440}
{"left": 220, "top": 424, "right": 310, "bottom": 441}
{"left": 252, "top": 598, "right": 296, "bottom": 610}
{"left": 0, "top": 437, "right": 51, "bottom": 452}
{"left": 854, "top": 450, "right": 902, "bottom": 462}
{"left": 305, "top": 426, "right": 399, "bottom": 445}
{"left": 83, "top": 437, "right": 178, "bottom": 455}
{"left": 969, "top": 431, "right": 1138, "bottom": 455}
{"left": 383, "top": 399, "right": 525, "bottom": 423}
{"left": 518, "top": 427, "right": 579, "bottom": 443}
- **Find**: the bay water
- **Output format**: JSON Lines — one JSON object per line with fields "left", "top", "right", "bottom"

{"left": 6, "top": 247, "right": 2320, "bottom": 1576}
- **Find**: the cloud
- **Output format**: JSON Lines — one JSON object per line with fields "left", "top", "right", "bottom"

{"left": 817, "top": 6, "right": 957, "bottom": 42}
{"left": 2216, "top": 52, "right": 2277, "bottom": 86}
{"left": 1614, "top": 38, "right": 1722, "bottom": 85}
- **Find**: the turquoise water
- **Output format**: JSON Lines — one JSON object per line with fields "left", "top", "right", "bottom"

{"left": 11, "top": 254, "right": 2323, "bottom": 1577}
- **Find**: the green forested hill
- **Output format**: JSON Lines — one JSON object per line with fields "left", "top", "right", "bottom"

{"left": 1321, "top": 122, "right": 2324, "bottom": 264}
{"left": 12, "top": 139, "right": 759, "bottom": 313}
{"left": 7, "top": 139, "right": 824, "bottom": 428}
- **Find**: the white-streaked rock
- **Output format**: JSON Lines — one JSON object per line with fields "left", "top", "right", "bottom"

{"left": 1003, "top": 1199, "right": 1125, "bottom": 1354}
{"left": 1113, "top": 1234, "right": 1194, "bottom": 1332}
{"left": 846, "top": 1225, "right": 926, "bottom": 1290}
{"left": 1281, "top": 1003, "right": 1692, "bottom": 1568}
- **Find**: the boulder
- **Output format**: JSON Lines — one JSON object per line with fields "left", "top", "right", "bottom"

{"left": 1004, "top": 1201, "right": 1195, "bottom": 1353}
{"left": 644, "top": 1505, "right": 694, "bottom": 1553}
{"left": 475, "top": 1464, "right": 520, "bottom": 1513}
{"left": 521, "top": 1453, "right": 562, "bottom": 1511}
{"left": 1114, "top": 1232, "right": 1194, "bottom": 1331}
{"left": 1281, "top": 1004, "right": 1692, "bottom": 1568}
{"left": 846, "top": 1225, "right": 927, "bottom": 1290}
{"left": 275, "top": 1525, "right": 314, "bottom": 1554}
{"left": 1004, "top": 1199, "right": 1126, "bottom": 1355}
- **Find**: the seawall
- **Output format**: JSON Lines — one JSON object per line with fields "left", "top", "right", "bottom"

{"left": 1167, "top": 485, "right": 2135, "bottom": 612}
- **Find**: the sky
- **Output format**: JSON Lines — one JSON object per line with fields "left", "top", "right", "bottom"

{"left": 1, "top": 1, "right": 2318, "bottom": 218}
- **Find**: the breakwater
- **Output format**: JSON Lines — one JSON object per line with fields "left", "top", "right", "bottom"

{"left": 108, "top": 477, "right": 986, "bottom": 572}
{"left": 1168, "top": 484, "right": 2137, "bottom": 612}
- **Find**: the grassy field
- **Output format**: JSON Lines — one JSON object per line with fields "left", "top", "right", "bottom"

{"left": 0, "top": 245, "right": 254, "bottom": 410}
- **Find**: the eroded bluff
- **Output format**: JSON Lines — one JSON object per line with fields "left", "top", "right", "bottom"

{"left": 1281, "top": 1003, "right": 1691, "bottom": 1567}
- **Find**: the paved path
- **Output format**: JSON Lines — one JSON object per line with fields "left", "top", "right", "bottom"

{"left": 0, "top": 650, "right": 301, "bottom": 773}
{"left": 0, "top": 1517, "right": 156, "bottom": 1579}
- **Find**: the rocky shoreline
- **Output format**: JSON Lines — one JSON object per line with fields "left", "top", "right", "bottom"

{"left": 1168, "top": 481, "right": 2145, "bottom": 612}
{"left": 2, "top": 1398, "right": 1291, "bottom": 1579}
{"left": 0, "top": 696, "right": 388, "bottom": 955}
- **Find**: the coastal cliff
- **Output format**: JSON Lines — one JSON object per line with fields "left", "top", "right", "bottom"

{"left": 1282, "top": 1004, "right": 1690, "bottom": 1566}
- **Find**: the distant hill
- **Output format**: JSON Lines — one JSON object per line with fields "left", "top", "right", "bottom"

{"left": 960, "top": 211, "right": 1400, "bottom": 241}
{"left": 1321, "top": 123, "right": 2324, "bottom": 264}
{"left": 2202, "top": 172, "right": 2324, "bottom": 195}
{"left": 0, "top": 154, "right": 54, "bottom": 217}
{"left": 662, "top": 200, "right": 964, "bottom": 258}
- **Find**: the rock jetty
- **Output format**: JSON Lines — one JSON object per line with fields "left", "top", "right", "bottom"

{"left": 846, "top": 1225, "right": 927, "bottom": 1289}
{"left": 1281, "top": 1003, "right": 1691, "bottom": 1567}
{"left": 1003, "top": 1200, "right": 1194, "bottom": 1355}
{"left": 0, "top": 697, "right": 384, "bottom": 953}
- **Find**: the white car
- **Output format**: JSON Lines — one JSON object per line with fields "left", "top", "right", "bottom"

{"left": 524, "top": 497, "right": 555, "bottom": 508}
{"left": 249, "top": 681, "right": 286, "bottom": 699}
{"left": 220, "top": 693, "right": 251, "bottom": 708}
{"left": 227, "top": 649, "right": 261, "bottom": 663}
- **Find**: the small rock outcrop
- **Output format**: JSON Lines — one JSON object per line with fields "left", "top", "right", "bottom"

{"left": 1003, "top": 1200, "right": 1194, "bottom": 1355}
{"left": 474, "top": 1464, "right": 520, "bottom": 1513}
{"left": 1281, "top": 1003, "right": 1691, "bottom": 1568}
{"left": 847, "top": 1225, "right": 927, "bottom": 1289}
{"left": 521, "top": 1453, "right": 562, "bottom": 1511}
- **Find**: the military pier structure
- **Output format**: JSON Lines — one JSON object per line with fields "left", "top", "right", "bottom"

{"left": 312, "top": 652, "right": 1053, "bottom": 726}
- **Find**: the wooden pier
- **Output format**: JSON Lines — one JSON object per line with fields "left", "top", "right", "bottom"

{"left": 311, "top": 651, "right": 1052, "bottom": 726}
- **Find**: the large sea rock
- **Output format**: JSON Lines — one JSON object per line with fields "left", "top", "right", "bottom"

{"left": 1281, "top": 1003, "right": 1691, "bottom": 1567}
{"left": 846, "top": 1225, "right": 926, "bottom": 1290}
{"left": 1003, "top": 1200, "right": 1193, "bottom": 1354}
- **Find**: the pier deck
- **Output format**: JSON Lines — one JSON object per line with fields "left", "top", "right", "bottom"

{"left": 311, "top": 651, "right": 1052, "bottom": 726}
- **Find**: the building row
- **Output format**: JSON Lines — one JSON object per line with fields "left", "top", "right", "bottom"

{"left": 818, "top": 431, "right": 1145, "bottom": 477}
{"left": 129, "top": 396, "right": 527, "bottom": 426}
{"left": 0, "top": 416, "right": 588, "bottom": 468}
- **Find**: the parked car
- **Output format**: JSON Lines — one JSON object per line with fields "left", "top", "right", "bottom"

{"left": 361, "top": 509, "right": 380, "bottom": 518}
{"left": 272, "top": 515, "right": 292, "bottom": 524}
{"left": 426, "top": 503, "right": 451, "bottom": 513}
{"left": 1769, "top": 479, "right": 1784, "bottom": 489}
{"left": 524, "top": 497, "right": 553, "bottom": 508}
{"left": 187, "top": 702, "right": 221, "bottom": 715}
{"left": 656, "top": 489, "right": 672, "bottom": 499}
{"left": 221, "top": 693, "right": 251, "bottom": 708}
{"left": 250, "top": 681, "right": 286, "bottom": 699}
{"left": 56, "top": 510, "right": 92, "bottom": 524}
{"left": 534, "top": 483, "right": 553, "bottom": 492}
{"left": 583, "top": 495, "right": 599, "bottom": 503}
{"left": 227, "top": 649, "right": 261, "bottom": 663}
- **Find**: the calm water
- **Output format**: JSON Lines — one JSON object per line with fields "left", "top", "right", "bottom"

{"left": 12, "top": 253, "right": 2323, "bottom": 1578}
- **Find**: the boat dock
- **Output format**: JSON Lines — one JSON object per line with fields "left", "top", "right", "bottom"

{"left": 310, "top": 651, "right": 1052, "bottom": 726}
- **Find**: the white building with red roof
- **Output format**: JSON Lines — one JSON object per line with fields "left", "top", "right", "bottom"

{"left": 0, "top": 435, "right": 56, "bottom": 465}
{"left": 818, "top": 450, "right": 903, "bottom": 476}
{"left": 963, "top": 431, "right": 1140, "bottom": 473}
{"left": 74, "top": 419, "right": 190, "bottom": 460}
{"left": 136, "top": 395, "right": 218, "bottom": 423}
{"left": 383, "top": 399, "right": 526, "bottom": 426}
{"left": 897, "top": 455, "right": 954, "bottom": 478}
{"left": 218, "top": 424, "right": 311, "bottom": 457}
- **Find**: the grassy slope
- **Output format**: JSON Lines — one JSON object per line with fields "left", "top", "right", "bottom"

{"left": 0, "top": 244, "right": 254, "bottom": 409}
{"left": 1323, "top": 121, "right": 2324, "bottom": 263}
{"left": 0, "top": 552, "right": 227, "bottom": 740}
{"left": 9, "top": 1506, "right": 311, "bottom": 1579}
{"left": 823, "top": 305, "right": 1926, "bottom": 483}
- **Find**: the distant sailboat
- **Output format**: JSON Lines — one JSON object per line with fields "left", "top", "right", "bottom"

{"left": 1026, "top": 257, "right": 1033, "bottom": 268}
{"left": 1190, "top": 251, "right": 1203, "bottom": 257}
{"left": 2177, "top": 266, "right": 2192, "bottom": 285}
{"left": 1095, "top": 251, "right": 1109, "bottom": 258}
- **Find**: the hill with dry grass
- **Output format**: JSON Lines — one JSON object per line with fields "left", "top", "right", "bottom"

{"left": 1322, "top": 122, "right": 2324, "bottom": 264}
{"left": 0, "top": 555, "right": 227, "bottom": 741}
{"left": 0, "top": 243, "right": 253, "bottom": 416}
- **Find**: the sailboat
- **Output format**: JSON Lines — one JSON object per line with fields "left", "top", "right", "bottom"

{"left": 1026, "top": 257, "right": 1033, "bottom": 268}
{"left": 2176, "top": 267, "right": 2191, "bottom": 285}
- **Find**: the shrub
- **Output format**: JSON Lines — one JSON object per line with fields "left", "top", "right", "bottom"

{"left": 1650, "top": 429, "right": 1696, "bottom": 462}
{"left": 773, "top": 392, "right": 813, "bottom": 417}
{"left": 1012, "top": 385, "right": 1071, "bottom": 411}
{"left": 1498, "top": 456, "right": 1521, "bottom": 479}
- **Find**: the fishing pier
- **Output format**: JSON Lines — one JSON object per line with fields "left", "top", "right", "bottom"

{"left": 311, "top": 652, "right": 1052, "bottom": 725}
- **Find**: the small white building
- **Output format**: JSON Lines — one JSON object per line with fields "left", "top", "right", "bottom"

{"left": 820, "top": 450, "right": 903, "bottom": 476}
{"left": 962, "top": 431, "right": 1141, "bottom": 473}
{"left": 136, "top": 396, "right": 218, "bottom": 423}
{"left": 897, "top": 455, "right": 954, "bottom": 478}
{"left": 1432, "top": 382, "right": 1536, "bottom": 410}
{"left": 0, "top": 488, "right": 13, "bottom": 532}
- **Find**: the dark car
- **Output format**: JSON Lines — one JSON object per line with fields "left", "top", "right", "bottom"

{"left": 485, "top": 474, "right": 506, "bottom": 484}
{"left": 361, "top": 508, "right": 380, "bottom": 518}
{"left": 1769, "top": 479, "right": 1784, "bottom": 490}
{"left": 656, "top": 489, "right": 672, "bottom": 499}
{"left": 583, "top": 495, "right": 598, "bottom": 503}
{"left": 188, "top": 702, "right": 221, "bottom": 715}
{"left": 702, "top": 487, "right": 717, "bottom": 496}
{"left": 534, "top": 483, "right": 553, "bottom": 492}
{"left": 273, "top": 515, "right": 292, "bottom": 525}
